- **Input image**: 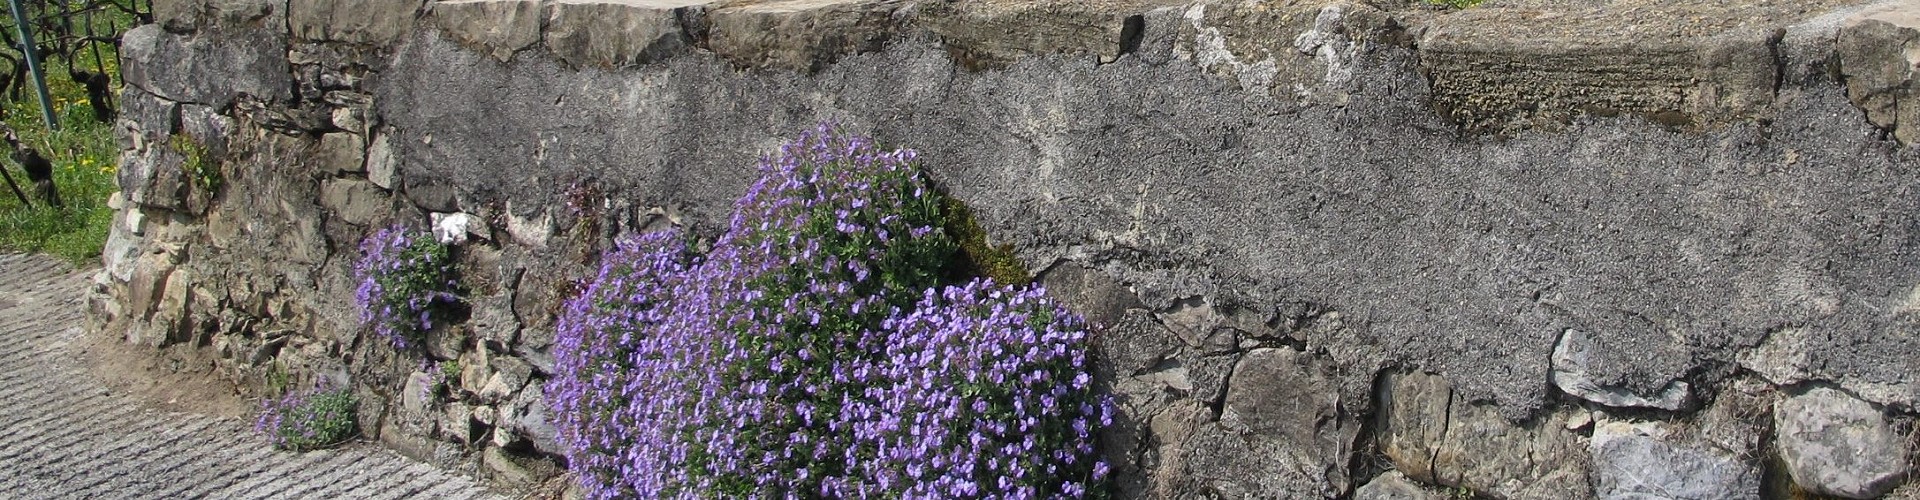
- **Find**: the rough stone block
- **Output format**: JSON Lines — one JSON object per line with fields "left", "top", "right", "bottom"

{"left": 319, "top": 178, "right": 387, "bottom": 226}
{"left": 289, "top": 0, "right": 425, "bottom": 44}
{"left": 179, "top": 104, "right": 236, "bottom": 159}
{"left": 706, "top": 0, "right": 898, "bottom": 72}
{"left": 432, "top": 0, "right": 547, "bottom": 62}
{"left": 440, "top": 402, "right": 475, "bottom": 443}
{"left": 503, "top": 381, "right": 561, "bottom": 454}
{"left": 1417, "top": 2, "right": 1802, "bottom": 131}
{"left": 155, "top": 0, "right": 282, "bottom": 32}
{"left": 1354, "top": 470, "right": 1441, "bottom": 500}
{"left": 1776, "top": 387, "right": 1910, "bottom": 498}
{"left": 1378, "top": 371, "right": 1588, "bottom": 499}
{"left": 478, "top": 355, "right": 532, "bottom": 403}
{"left": 1838, "top": 0, "right": 1920, "bottom": 145}
{"left": 121, "top": 24, "right": 291, "bottom": 108}
{"left": 119, "top": 86, "right": 179, "bottom": 146}
{"left": 1550, "top": 329, "right": 1690, "bottom": 410}
{"left": 1588, "top": 421, "right": 1759, "bottom": 500}
{"left": 544, "top": 0, "right": 708, "bottom": 69}
{"left": 1212, "top": 347, "right": 1358, "bottom": 494}
{"left": 318, "top": 132, "right": 367, "bottom": 174}
{"left": 366, "top": 130, "right": 399, "bottom": 190}
{"left": 470, "top": 292, "right": 520, "bottom": 347}
{"left": 401, "top": 370, "right": 434, "bottom": 416}
{"left": 921, "top": 0, "right": 1150, "bottom": 69}
{"left": 483, "top": 446, "right": 538, "bottom": 485}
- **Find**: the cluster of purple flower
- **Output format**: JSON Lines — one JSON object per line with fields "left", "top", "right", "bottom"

{"left": 551, "top": 125, "right": 1110, "bottom": 498}
{"left": 352, "top": 224, "right": 459, "bottom": 350}
{"left": 254, "top": 385, "right": 358, "bottom": 451}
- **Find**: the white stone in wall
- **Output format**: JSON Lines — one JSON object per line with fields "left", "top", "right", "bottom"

{"left": 1353, "top": 470, "right": 1441, "bottom": 500}
{"left": 432, "top": 212, "right": 475, "bottom": 245}
{"left": 1551, "top": 329, "right": 1690, "bottom": 410}
{"left": 1587, "top": 420, "right": 1759, "bottom": 500}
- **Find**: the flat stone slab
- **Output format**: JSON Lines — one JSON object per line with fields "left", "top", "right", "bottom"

{"left": 0, "top": 254, "right": 503, "bottom": 499}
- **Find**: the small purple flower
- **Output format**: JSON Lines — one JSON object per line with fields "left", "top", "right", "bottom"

{"left": 549, "top": 124, "right": 1110, "bottom": 499}
{"left": 353, "top": 224, "right": 459, "bottom": 350}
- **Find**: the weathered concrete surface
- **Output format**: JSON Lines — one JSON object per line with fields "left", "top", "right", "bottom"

{"left": 97, "top": 0, "right": 1920, "bottom": 496}
{"left": 371, "top": 1, "right": 1920, "bottom": 421}
{"left": 0, "top": 254, "right": 502, "bottom": 499}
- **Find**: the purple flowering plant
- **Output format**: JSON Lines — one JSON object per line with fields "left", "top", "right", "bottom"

{"left": 551, "top": 124, "right": 1111, "bottom": 498}
{"left": 353, "top": 224, "right": 459, "bottom": 350}
{"left": 255, "top": 385, "right": 359, "bottom": 451}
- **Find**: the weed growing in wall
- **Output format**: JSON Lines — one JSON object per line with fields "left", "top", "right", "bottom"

{"left": 551, "top": 124, "right": 1110, "bottom": 498}
{"left": 255, "top": 385, "right": 358, "bottom": 451}
{"left": 353, "top": 224, "right": 459, "bottom": 350}
{"left": 168, "top": 134, "right": 220, "bottom": 194}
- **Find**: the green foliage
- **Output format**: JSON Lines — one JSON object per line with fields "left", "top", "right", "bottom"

{"left": 1428, "top": 0, "right": 1484, "bottom": 8}
{"left": 435, "top": 359, "right": 461, "bottom": 391}
{"left": 264, "top": 360, "right": 292, "bottom": 395}
{"left": 257, "top": 386, "right": 359, "bottom": 452}
{"left": 939, "top": 194, "right": 1031, "bottom": 286}
{"left": 355, "top": 225, "right": 462, "bottom": 350}
{"left": 0, "top": 4, "right": 132, "bottom": 266}
{"left": 169, "top": 134, "right": 220, "bottom": 194}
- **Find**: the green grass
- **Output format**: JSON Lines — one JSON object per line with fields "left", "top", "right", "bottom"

{"left": 0, "top": 55, "right": 124, "bottom": 266}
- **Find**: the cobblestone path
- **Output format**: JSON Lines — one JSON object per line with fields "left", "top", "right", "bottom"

{"left": 0, "top": 254, "right": 503, "bottom": 499}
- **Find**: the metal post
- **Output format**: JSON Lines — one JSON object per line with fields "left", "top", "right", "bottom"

{"left": 6, "top": 0, "right": 57, "bottom": 131}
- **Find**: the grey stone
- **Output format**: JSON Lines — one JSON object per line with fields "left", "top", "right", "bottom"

{"left": 460, "top": 349, "right": 492, "bottom": 392}
{"left": 403, "top": 177, "right": 459, "bottom": 213}
{"left": 478, "top": 356, "right": 533, "bottom": 403}
{"left": 355, "top": 388, "right": 389, "bottom": 441}
{"left": 544, "top": 0, "right": 706, "bottom": 69}
{"left": 366, "top": 130, "right": 399, "bottom": 189}
{"left": 431, "top": 0, "right": 545, "bottom": 63}
{"left": 1551, "top": 329, "right": 1691, "bottom": 411}
{"left": 120, "top": 24, "right": 291, "bottom": 108}
{"left": 318, "top": 133, "right": 366, "bottom": 174}
{"left": 471, "top": 293, "right": 520, "bottom": 347}
{"left": 289, "top": 0, "right": 424, "bottom": 44}
{"left": 482, "top": 446, "right": 537, "bottom": 485}
{"left": 179, "top": 104, "right": 236, "bottom": 159}
{"left": 1417, "top": 0, "right": 1795, "bottom": 132}
{"left": 1354, "top": 470, "right": 1441, "bottom": 500}
{"left": 319, "top": 178, "right": 387, "bottom": 226}
{"left": 503, "top": 381, "right": 561, "bottom": 454}
{"left": 401, "top": 371, "right": 433, "bottom": 416}
{"left": 1775, "top": 387, "right": 1911, "bottom": 498}
{"left": 919, "top": 0, "right": 1149, "bottom": 69}
{"left": 440, "top": 402, "right": 476, "bottom": 444}
{"left": 119, "top": 145, "right": 189, "bottom": 210}
{"left": 154, "top": 0, "right": 281, "bottom": 32}
{"left": 503, "top": 204, "right": 551, "bottom": 248}
{"left": 705, "top": 0, "right": 897, "bottom": 72}
{"left": 101, "top": 212, "right": 144, "bottom": 282}
{"left": 118, "top": 86, "right": 179, "bottom": 146}
{"left": 1838, "top": 0, "right": 1920, "bottom": 145}
{"left": 1741, "top": 326, "right": 1920, "bottom": 411}
{"left": 1215, "top": 347, "right": 1357, "bottom": 493}
{"left": 1588, "top": 420, "right": 1759, "bottom": 500}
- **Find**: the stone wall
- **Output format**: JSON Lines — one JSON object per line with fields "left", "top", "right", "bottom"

{"left": 91, "top": 0, "right": 1920, "bottom": 497}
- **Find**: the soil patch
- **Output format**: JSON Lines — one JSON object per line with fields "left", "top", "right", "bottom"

{"left": 75, "top": 326, "right": 251, "bottom": 419}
